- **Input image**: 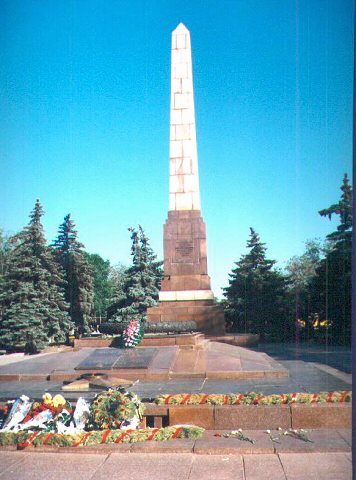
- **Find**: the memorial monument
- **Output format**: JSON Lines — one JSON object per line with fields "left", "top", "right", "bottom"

{"left": 147, "top": 23, "right": 225, "bottom": 335}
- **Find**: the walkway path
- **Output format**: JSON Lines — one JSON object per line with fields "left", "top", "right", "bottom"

{"left": 0, "top": 451, "right": 352, "bottom": 479}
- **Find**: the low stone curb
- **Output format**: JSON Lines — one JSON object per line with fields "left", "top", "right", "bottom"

{"left": 0, "top": 429, "right": 350, "bottom": 455}
{"left": 144, "top": 402, "right": 351, "bottom": 430}
{"left": 0, "top": 401, "right": 350, "bottom": 431}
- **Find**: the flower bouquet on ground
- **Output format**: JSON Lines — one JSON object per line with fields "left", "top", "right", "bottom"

{"left": 222, "top": 429, "right": 255, "bottom": 444}
{"left": 121, "top": 319, "right": 144, "bottom": 348}
{"left": 17, "top": 393, "right": 73, "bottom": 433}
{"left": 0, "top": 404, "right": 10, "bottom": 429}
{"left": 283, "top": 428, "right": 313, "bottom": 442}
{"left": 0, "top": 393, "right": 73, "bottom": 433}
{"left": 1, "top": 395, "right": 33, "bottom": 432}
{"left": 0, "top": 387, "right": 205, "bottom": 449}
{"left": 265, "top": 427, "right": 313, "bottom": 443}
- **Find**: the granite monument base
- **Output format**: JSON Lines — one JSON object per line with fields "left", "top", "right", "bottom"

{"left": 147, "top": 300, "right": 225, "bottom": 335}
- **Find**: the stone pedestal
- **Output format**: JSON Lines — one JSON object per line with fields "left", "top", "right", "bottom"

{"left": 147, "top": 210, "right": 225, "bottom": 334}
{"left": 161, "top": 210, "right": 211, "bottom": 293}
{"left": 147, "top": 300, "right": 225, "bottom": 335}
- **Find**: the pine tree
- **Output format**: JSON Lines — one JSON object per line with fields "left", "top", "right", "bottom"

{"left": 223, "top": 228, "right": 287, "bottom": 340}
{"left": 311, "top": 174, "right": 352, "bottom": 344}
{"left": 108, "top": 226, "right": 163, "bottom": 327}
{"left": 0, "top": 230, "right": 13, "bottom": 321}
{"left": 0, "top": 201, "right": 72, "bottom": 351}
{"left": 0, "top": 229, "right": 12, "bottom": 281}
{"left": 319, "top": 173, "right": 352, "bottom": 243}
{"left": 52, "top": 214, "right": 95, "bottom": 337}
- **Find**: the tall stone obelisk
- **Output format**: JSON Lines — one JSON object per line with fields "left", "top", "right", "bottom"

{"left": 147, "top": 23, "right": 225, "bottom": 334}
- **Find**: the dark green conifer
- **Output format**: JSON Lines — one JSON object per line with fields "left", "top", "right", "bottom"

{"left": 311, "top": 174, "right": 352, "bottom": 344}
{"left": 52, "top": 214, "right": 95, "bottom": 337}
{"left": 0, "top": 201, "right": 72, "bottom": 351}
{"left": 319, "top": 173, "right": 352, "bottom": 242}
{"left": 108, "top": 226, "right": 163, "bottom": 326}
{"left": 223, "top": 228, "right": 287, "bottom": 340}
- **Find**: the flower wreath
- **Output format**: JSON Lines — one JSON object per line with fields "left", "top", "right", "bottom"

{"left": 122, "top": 319, "right": 144, "bottom": 348}
{"left": 89, "top": 389, "right": 145, "bottom": 430}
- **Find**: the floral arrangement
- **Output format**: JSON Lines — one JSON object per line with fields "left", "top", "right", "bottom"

{"left": 122, "top": 319, "right": 144, "bottom": 348}
{"left": 215, "top": 429, "right": 254, "bottom": 444}
{"left": 0, "top": 404, "right": 10, "bottom": 429}
{"left": 88, "top": 388, "right": 144, "bottom": 430}
{"left": 0, "top": 389, "right": 142, "bottom": 436}
{"left": 265, "top": 427, "right": 313, "bottom": 443}
{"left": 283, "top": 428, "right": 313, "bottom": 442}
{"left": 22, "top": 393, "right": 70, "bottom": 421}
{"left": 155, "top": 391, "right": 352, "bottom": 405}
{"left": 21, "top": 393, "right": 73, "bottom": 432}
{"left": 0, "top": 425, "right": 205, "bottom": 449}
{"left": 0, "top": 388, "right": 206, "bottom": 449}
{"left": 0, "top": 393, "right": 73, "bottom": 434}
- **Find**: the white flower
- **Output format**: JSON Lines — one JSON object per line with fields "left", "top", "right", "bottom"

{"left": 265, "top": 430, "right": 271, "bottom": 434}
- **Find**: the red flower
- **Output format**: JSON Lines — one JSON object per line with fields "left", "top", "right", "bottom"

{"left": 0, "top": 405, "right": 9, "bottom": 415}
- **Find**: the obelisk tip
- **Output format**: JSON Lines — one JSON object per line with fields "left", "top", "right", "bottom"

{"left": 173, "top": 22, "right": 189, "bottom": 33}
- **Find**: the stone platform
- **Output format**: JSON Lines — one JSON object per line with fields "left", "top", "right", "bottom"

{"left": 0, "top": 336, "right": 288, "bottom": 382}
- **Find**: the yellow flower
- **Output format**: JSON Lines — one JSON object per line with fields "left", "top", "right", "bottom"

{"left": 42, "top": 393, "right": 53, "bottom": 405}
{"left": 52, "top": 394, "right": 66, "bottom": 408}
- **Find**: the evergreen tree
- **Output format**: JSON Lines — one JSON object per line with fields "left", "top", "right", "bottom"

{"left": 223, "top": 228, "right": 288, "bottom": 341}
{"left": 0, "top": 230, "right": 13, "bottom": 320}
{"left": 319, "top": 173, "right": 352, "bottom": 242}
{"left": 0, "top": 201, "right": 72, "bottom": 351}
{"left": 0, "top": 229, "right": 12, "bottom": 281}
{"left": 83, "top": 252, "right": 113, "bottom": 322}
{"left": 108, "top": 226, "right": 163, "bottom": 326}
{"left": 311, "top": 174, "right": 352, "bottom": 344}
{"left": 52, "top": 214, "right": 95, "bottom": 337}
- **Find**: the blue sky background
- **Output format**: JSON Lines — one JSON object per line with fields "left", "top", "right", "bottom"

{"left": 0, "top": 0, "right": 353, "bottom": 296}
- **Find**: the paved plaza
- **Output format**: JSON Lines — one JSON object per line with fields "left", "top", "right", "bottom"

{"left": 0, "top": 451, "right": 352, "bottom": 479}
{"left": 0, "top": 342, "right": 351, "bottom": 401}
{"left": 0, "top": 343, "right": 352, "bottom": 479}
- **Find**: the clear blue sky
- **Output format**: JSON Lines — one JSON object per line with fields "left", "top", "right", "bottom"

{"left": 1, "top": 0, "right": 353, "bottom": 297}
